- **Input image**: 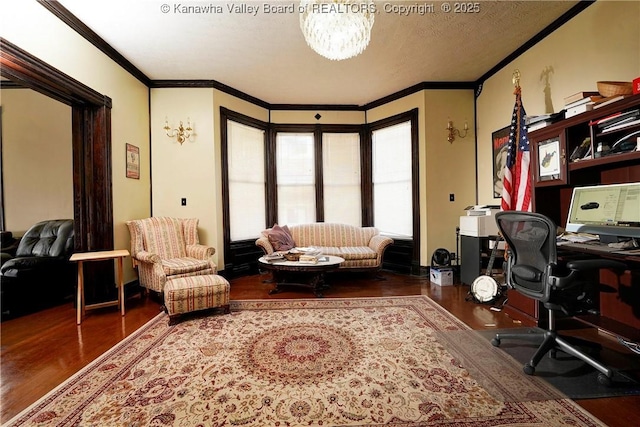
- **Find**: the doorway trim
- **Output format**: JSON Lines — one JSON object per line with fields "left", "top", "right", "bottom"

{"left": 0, "top": 38, "right": 114, "bottom": 253}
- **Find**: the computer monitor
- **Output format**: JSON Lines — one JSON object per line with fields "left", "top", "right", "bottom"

{"left": 565, "top": 182, "right": 640, "bottom": 239}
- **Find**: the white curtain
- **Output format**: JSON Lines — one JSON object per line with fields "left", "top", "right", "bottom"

{"left": 228, "top": 121, "right": 266, "bottom": 241}
{"left": 372, "top": 121, "right": 412, "bottom": 237}
{"left": 276, "top": 132, "right": 316, "bottom": 225}
{"left": 323, "top": 133, "right": 361, "bottom": 226}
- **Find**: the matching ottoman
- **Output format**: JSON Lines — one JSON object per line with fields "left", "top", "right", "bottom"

{"left": 164, "top": 274, "right": 230, "bottom": 325}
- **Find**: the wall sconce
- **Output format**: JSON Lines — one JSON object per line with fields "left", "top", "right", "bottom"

{"left": 164, "top": 118, "right": 193, "bottom": 145}
{"left": 447, "top": 120, "right": 469, "bottom": 143}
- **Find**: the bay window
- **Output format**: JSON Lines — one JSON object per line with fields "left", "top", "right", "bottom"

{"left": 221, "top": 107, "right": 418, "bottom": 275}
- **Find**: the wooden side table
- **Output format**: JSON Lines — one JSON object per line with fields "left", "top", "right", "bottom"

{"left": 70, "top": 249, "right": 130, "bottom": 324}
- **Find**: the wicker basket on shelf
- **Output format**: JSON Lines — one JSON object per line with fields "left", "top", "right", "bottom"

{"left": 597, "top": 81, "right": 633, "bottom": 97}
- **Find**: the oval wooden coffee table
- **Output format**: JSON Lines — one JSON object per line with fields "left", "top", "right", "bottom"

{"left": 258, "top": 255, "right": 344, "bottom": 298}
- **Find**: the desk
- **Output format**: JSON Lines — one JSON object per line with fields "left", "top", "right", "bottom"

{"left": 561, "top": 246, "right": 640, "bottom": 341}
{"left": 504, "top": 245, "right": 640, "bottom": 341}
{"left": 70, "top": 249, "right": 129, "bottom": 324}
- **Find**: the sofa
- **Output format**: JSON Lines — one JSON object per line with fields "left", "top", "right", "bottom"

{"left": 255, "top": 223, "right": 393, "bottom": 272}
{"left": 1, "top": 219, "right": 76, "bottom": 319}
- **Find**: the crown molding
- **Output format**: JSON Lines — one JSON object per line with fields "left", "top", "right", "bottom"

{"left": 149, "top": 80, "right": 271, "bottom": 110}
{"left": 150, "top": 80, "right": 478, "bottom": 111}
{"left": 363, "top": 82, "right": 477, "bottom": 110}
{"left": 0, "top": 80, "right": 27, "bottom": 89}
{"left": 269, "top": 104, "right": 363, "bottom": 111}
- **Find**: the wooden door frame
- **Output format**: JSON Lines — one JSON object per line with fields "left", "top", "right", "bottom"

{"left": 0, "top": 38, "right": 114, "bottom": 255}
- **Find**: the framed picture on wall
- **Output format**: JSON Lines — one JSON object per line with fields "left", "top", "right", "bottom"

{"left": 126, "top": 143, "right": 140, "bottom": 179}
{"left": 491, "top": 126, "right": 510, "bottom": 198}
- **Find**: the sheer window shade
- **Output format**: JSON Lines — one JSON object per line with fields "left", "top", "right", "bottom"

{"left": 228, "top": 121, "right": 266, "bottom": 241}
{"left": 372, "top": 121, "right": 412, "bottom": 237}
{"left": 276, "top": 133, "right": 316, "bottom": 225}
{"left": 323, "top": 133, "right": 361, "bottom": 226}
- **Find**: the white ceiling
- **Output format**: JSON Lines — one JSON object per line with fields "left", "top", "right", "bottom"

{"left": 57, "top": 0, "right": 580, "bottom": 106}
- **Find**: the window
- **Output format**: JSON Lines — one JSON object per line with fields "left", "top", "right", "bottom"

{"left": 276, "top": 132, "right": 316, "bottom": 225}
{"left": 372, "top": 120, "right": 413, "bottom": 238}
{"left": 323, "top": 132, "right": 361, "bottom": 226}
{"left": 227, "top": 120, "right": 267, "bottom": 241}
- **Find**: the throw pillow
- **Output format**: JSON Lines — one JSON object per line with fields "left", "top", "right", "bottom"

{"left": 267, "top": 224, "right": 295, "bottom": 251}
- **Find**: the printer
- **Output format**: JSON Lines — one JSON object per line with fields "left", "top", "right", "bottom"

{"left": 459, "top": 206, "right": 500, "bottom": 237}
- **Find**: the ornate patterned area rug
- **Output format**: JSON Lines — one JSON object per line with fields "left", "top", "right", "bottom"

{"left": 7, "top": 296, "right": 606, "bottom": 426}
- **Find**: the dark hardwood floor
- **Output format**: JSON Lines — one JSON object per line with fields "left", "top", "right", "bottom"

{"left": 1, "top": 270, "right": 638, "bottom": 425}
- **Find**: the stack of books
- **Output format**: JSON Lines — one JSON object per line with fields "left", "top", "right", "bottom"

{"left": 563, "top": 91, "right": 603, "bottom": 118}
{"left": 290, "top": 247, "right": 322, "bottom": 263}
{"left": 299, "top": 254, "right": 320, "bottom": 264}
{"left": 590, "top": 109, "right": 640, "bottom": 133}
{"left": 526, "top": 112, "right": 563, "bottom": 132}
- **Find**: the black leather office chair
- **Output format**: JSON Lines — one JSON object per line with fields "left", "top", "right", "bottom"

{"left": 490, "top": 211, "right": 626, "bottom": 385}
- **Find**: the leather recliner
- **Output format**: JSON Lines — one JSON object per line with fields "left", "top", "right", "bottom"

{"left": 1, "top": 219, "right": 76, "bottom": 320}
{"left": 1, "top": 231, "right": 20, "bottom": 267}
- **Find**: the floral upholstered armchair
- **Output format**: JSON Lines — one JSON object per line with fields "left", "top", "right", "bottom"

{"left": 126, "top": 217, "right": 217, "bottom": 293}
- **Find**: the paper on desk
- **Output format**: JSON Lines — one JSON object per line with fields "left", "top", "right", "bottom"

{"left": 557, "top": 232, "right": 599, "bottom": 243}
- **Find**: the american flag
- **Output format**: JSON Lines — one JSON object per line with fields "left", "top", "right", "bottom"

{"left": 501, "top": 87, "right": 532, "bottom": 212}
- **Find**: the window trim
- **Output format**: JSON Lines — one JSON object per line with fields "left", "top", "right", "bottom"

{"left": 220, "top": 107, "right": 269, "bottom": 265}
{"left": 366, "top": 109, "right": 420, "bottom": 268}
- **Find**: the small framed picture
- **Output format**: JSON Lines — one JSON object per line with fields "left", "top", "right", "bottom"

{"left": 538, "top": 138, "right": 561, "bottom": 178}
{"left": 126, "top": 143, "right": 140, "bottom": 179}
{"left": 533, "top": 135, "right": 567, "bottom": 186}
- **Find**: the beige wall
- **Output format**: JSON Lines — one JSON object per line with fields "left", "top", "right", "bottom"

{"left": 476, "top": 0, "right": 640, "bottom": 205}
{"left": 2, "top": 0, "right": 151, "bottom": 283}
{"left": 1, "top": 89, "right": 73, "bottom": 234}
{"left": 424, "top": 90, "right": 476, "bottom": 262}
{"left": 150, "top": 88, "right": 219, "bottom": 263}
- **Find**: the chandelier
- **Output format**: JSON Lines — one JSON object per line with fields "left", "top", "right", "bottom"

{"left": 299, "top": 0, "right": 375, "bottom": 61}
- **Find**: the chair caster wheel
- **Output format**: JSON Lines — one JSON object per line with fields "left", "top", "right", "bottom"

{"left": 549, "top": 349, "right": 557, "bottom": 359}
{"left": 523, "top": 364, "right": 535, "bottom": 375}
{"left": 491, "top": 338, "right": 500, "bottom": 347}
{"left": 597, "top": 373, "right": 612, "bottom": 387}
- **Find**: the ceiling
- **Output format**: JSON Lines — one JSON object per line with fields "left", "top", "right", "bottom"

{"left": 56, "top": 0, "right": 582, "bottom": 106}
